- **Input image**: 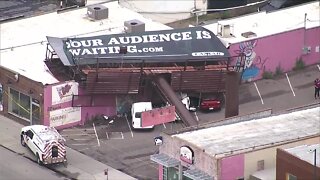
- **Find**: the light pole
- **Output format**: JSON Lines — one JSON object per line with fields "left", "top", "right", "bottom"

{"left": 314, "top": 148, "right": 317, "bottom": 180}
{"left": 310, "top": 148, "right": 317, "bottom": 180}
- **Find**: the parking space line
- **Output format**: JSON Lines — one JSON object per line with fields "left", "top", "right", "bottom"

{"left": 125, "top": 115, "right": 134, "bottom": 138}
{"left": 317, "top": 64, "right": 320, "bottom": 71}
{"left": 105, "top": 131, "right": 109, "bottom": 140}
{"left": 93, "top": 123, "right": 101, "bottom": 147}
{"left": 121, "top": 132, "right": 124, "bottom": 139}
{"left": 162, "top": 123, "right": 166, "bottom": 129}
{"left": 254, "top": 82, "right": 264, "bottom": 104}
{"left": 286, "top": 73, "right": 296, "bottom": 97}
{"left": 194, "top": 112, "right": 199, "bottom": 121}
{"left": 62, "top": 134, "right": 95, "bottom": 137}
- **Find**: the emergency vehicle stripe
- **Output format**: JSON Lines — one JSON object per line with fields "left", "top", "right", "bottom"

{"left": 43, "top": 141, "right": 66, "bottom": 159}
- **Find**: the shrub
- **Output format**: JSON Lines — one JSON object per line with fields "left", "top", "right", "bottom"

{"left": 274, "top": 64, "right": 284, "bottom": 77}
{"left": 262, "top": 71, "right": 273, "bottom": 79}
{"left": 293, "top": 57, "right": 305, "bottom": 71}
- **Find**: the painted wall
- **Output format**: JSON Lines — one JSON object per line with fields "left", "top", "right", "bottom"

{"left": 243, "top": 136, "right": 320, "bottom": 179}
{"left": 230, "top": 27, "right": 320, "bottom": 82}
{"left": 220, "top": 154, "right": 244, "bottom": 180}
{"left": 43, "top": 81, "right": 116, "bottom": 129}
{"left": 159, "top": 165, "right": 163, "bottom": 180}
{"left": 159, "top": 133, "right": 218, "bottom": 179}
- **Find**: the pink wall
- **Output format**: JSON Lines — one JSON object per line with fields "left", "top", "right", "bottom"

{"left": 220, "top": 154, "right": 244, "bottom": 180}
{"left": 229, "top": 27, "right": 320, "bottom": 82}
{"left": 159, "top": 165, "right": 163, "bottom": 180}
{"left": 43, "top": 82, "right": 116, "bottom": 129}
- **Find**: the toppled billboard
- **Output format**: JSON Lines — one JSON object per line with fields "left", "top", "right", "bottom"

{"left": 141, "top": 106, "right": 176, "bottom": 127}
{"left": 47, "top": 26, "right": 230, "bottom": 66}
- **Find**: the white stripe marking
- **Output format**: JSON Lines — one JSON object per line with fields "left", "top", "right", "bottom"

{"left": 125, "top": 115, "right": 134, "bottom": 138}
{"left": 106, "top": 132, "right": 109, "bottom": 140}
{"left": 194, "top": 112, "right": 199, "bottom": 121}
{"left": 317, "top": 64, "right": 320, "bottom": 71}
{"left": 254, "top": 82, "right": 264, "bottom": 104}
{"left": 121, "top": 132, "right": 124, "bottom": 139}
{"left": 162, "top": 123, "right": 166, "bottom": 129}
{"left": 93, "top": 123, "right": 100, "bottom": 147}
{"left": 286, "top": 73, "right": 296, "bottom": 97}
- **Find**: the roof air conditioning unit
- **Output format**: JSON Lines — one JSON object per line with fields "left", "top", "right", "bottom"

{"left": 124, "top": 19, "right": 145, "bottom": 33}
{"left": 87, "top": 5, "right": 108, "bottom": 20}
{"left": 221, "top": 25, "right": 232, "bottom": 38}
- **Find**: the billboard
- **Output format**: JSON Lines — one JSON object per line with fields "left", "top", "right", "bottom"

{"left": 47, "top": 27, "right": 230, "bottom": 66}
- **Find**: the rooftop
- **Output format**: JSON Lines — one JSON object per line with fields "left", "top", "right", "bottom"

{"left": 203, "top": 1, "right": 320, "bottom": 45}
{"left": 284, "top": 144, "right": 320, "bottom": 167}
{"left": 173, "top": 107, "right": 320, "bottom": 158}
{"left": 0, "top": 1, "right": 171, "bottom": 85}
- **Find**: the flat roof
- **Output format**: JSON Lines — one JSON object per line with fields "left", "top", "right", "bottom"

{"left": 284, "top": 144, "right": 320, "bottom": 167}
{"left": 173, "top": 107, "right": 320, "bottom": 158}
{"left": 0, "top": 1, "right": 171, "bottom": 85}
{"left": 203, "top": 1, "right": 320, "bottom": 45}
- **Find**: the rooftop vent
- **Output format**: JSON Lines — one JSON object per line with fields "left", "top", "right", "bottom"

{"left": 124, "top": 19, "right": 145, "bottom": 33}
{"left": 87, "top": 5, "right": 108, "bottom": 20}
{"left": 241, "top": 31, "right": 257, "bottom": 38}
{"left": 218, "top": 24, "right": 234, "bottom": 38}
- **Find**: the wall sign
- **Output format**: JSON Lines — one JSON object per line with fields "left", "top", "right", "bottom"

{"left": 52, "top": 82, "right": 78, "bottom": 105}
{"left": 180, "top": 146, "right": 194, "bottom": 164}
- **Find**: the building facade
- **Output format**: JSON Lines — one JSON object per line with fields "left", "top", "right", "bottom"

{"left": 276, "top": 144, "right": 320, "bottom": 180}
{"left": 151, "top": 107, "right": 320, "bottom": 180}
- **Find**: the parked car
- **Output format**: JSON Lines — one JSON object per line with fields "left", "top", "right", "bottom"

{"left": 199, "top": 98, "right": 222, "bottom": 111}
{"left": 189, "top": 93, "right": 224, "bottom": 112}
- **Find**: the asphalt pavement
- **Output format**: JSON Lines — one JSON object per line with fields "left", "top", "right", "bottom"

{"left": 59, "top": 64, "right": 320, "bottom": 180}
{"left": 0, "top": 114, "right": 137, "bottom": 180}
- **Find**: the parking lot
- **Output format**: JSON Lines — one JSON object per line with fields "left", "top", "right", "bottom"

{"left": 61, "top": 64, "right": 320, "bottom": 180}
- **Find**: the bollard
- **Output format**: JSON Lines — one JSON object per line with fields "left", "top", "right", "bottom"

{"left": 104, "top": 169, "right": 108, "bottom": 180}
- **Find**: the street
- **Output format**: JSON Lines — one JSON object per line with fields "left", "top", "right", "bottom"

{"left": 0, "top": 145, "right": 69, "bottom": 180}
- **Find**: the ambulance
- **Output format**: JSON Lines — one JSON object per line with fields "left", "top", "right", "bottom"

{"left": 20, "top": 125, "right": 67, "bottom": 165}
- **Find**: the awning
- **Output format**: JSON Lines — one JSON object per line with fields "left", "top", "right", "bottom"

{"left": 150, "top": 153, "right": 180, "bottom": 167}
{"left": 183, "top": 168, "right": 214, "bottom": 180}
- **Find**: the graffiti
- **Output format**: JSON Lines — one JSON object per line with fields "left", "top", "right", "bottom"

{"left": 234, "top": 40, "right": 267, "bottom": 82}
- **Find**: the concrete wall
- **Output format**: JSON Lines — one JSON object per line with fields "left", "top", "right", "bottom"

{"left": 229, "top": 27, "right": 320, "bottom": 82}
{"left": 243, "top": 136, "right": 320, "bottom": 179}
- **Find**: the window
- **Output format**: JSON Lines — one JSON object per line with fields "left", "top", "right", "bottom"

{"left": 7, "top": 88, "right": 40, "bottom": 123}
{"left": 286, "top": 173, "right": 297, "bottom": 180}
{"left": 26, "top": 130, "right": 34, "bottom": 139}
{"left": 135, "top": 112, "right": 141, "bottom": 118}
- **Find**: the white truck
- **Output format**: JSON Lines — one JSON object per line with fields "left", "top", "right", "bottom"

{"left": 131, "top": 102, "right": 154, "bottom": 129}
{"left": 20, "top": 125, "right": 67, "bottom": 166}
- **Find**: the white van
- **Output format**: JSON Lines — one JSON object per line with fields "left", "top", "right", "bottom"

{"left": 20, "top": 125, "right": 67, "bottom": 165}
{"left": 131, "top": 102, "right": 154, "bottom": 129}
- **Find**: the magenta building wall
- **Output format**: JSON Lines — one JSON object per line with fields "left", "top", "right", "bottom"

{"left": 159, "top": 165, "right": 163, "bottom": 180}
{"left": 43, "top": 81, "right": 116, "bottom": 129}
{"left": 229, "top": 27, "right": 320, "bottom": 82}
{"left": 220, "top": 154, "right": 244, "bottom": 180}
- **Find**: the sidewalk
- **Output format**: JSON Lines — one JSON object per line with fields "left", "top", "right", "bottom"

{"left": 0, "top": 115, "right": 137, "bottom": 180}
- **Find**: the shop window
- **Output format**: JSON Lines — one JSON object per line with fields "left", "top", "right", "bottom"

{"left": 162, "top": 167, "right": 192, "bottom": 180}
{"left": 8, "top": 88, "right": 32, "bottom": 121}
{"left": 32, "top": 98, "right": 40, "bottom": 125}
{"left": 286, "top": 173, "right": 297, "bottom": 180}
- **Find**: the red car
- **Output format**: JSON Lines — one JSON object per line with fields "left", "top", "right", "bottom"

{"left": 199, "top": 98, "right": 221, "bottom": 111}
